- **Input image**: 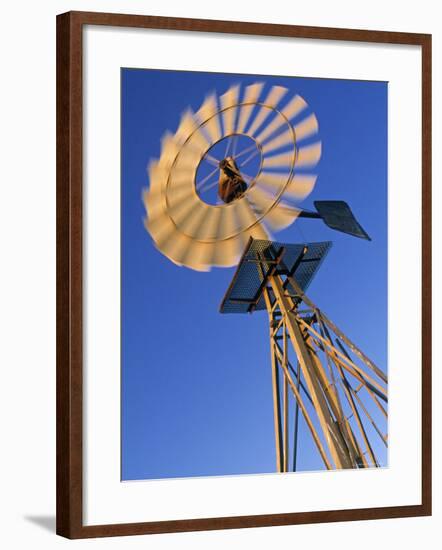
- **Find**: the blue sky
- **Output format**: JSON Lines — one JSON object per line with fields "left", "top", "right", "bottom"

{"left": 121, "top": 68, "right": 388, "bottom": 480}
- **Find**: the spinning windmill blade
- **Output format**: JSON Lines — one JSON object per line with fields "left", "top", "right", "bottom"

{"left": 143, "top": 82, "right": 369, "bottom": 271}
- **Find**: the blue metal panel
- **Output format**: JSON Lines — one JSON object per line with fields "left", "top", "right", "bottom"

{"left": 219, "top": 239, "right": 332, "bottom": 314}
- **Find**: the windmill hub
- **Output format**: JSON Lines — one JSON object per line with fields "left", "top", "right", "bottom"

{"left": 218, "top": 156, "right": 248, "bottom": 203}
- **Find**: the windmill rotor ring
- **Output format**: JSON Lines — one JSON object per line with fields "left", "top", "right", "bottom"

{"left": 143, "top": 82, "right": 322, "bottom": 271}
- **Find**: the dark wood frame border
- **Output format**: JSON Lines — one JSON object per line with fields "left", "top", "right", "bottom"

{"left": 56, "top": 10, "right": 432, "bottom": 539}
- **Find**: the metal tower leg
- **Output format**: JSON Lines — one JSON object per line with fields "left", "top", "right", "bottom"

{"left": 269, "top": 274, "right": 354, "bottom": 469}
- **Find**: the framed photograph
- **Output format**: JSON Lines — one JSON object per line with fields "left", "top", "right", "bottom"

{"left": 56, "top": 11, "right": 432, "bottom": 538}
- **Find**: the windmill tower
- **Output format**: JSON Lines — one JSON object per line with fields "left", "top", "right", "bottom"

{"left": 143, "top": 82, "right": 388, "bottom": 471}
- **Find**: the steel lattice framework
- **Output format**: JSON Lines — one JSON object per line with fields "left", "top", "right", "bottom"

{"left": 221, "top": 238, "right": 388, "bottom": 471}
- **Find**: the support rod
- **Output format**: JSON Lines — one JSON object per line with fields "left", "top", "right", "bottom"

{"left": 286, "top": 276, "right": 388, "bottom": 384}
{"left": 283, "top": 323, "right": 289, "bottom": 472}
{"left": 270, "top": 275, "right": 354, "bottom": 469}
{"left": 262, "top": 284, "right": 332, "bottom": 471}
{"left": 270, "top": 337, "right": 284, "bottom": 472}
{"left": 318, "top": 318, "right": 376, "bottom": 467}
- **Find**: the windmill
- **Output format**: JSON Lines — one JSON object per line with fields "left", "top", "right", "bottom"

{"left": 143, "top": 82, "right": 388, "bottom": 472}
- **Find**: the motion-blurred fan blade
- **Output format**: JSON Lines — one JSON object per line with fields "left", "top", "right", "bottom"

{"left": 261, "top": 128, "right": 295, "bottom": 155}
{"left": 275, "top": 203, "right": 302, "bottom": 218}
{"left": 212, "top": 208, "right": 242, "bottom": 266}
{"left": 246, "top": 186, "right": 273, "bottom": 216}
{"left": 258, "top": 85, "right": 288, "bottom": 108}
{"left": 293, "top": 113, "right": 318, "bottom": 141}
{"left": 220, "top": 84, "right": 240, "bottom": 135}
{"left": 261, "top": 113, "right": 317, "bottom": 155}
{"left": 236, "top": 82, "right": 264, "bottom": 133}
{"left": 247, "top": 222, "right": 269, "bottom": 241}
{"left": 169, "top": 144, "right": 202, "bottom": 176}
{"left": 182, "top": 241, "right": 214, "bottom": 272}
{"left": 144, "top": 162, "right": 168, "bottom": 218}
{"left": 195, "top": 205, "right": 237, "bottom": 247}
{"left": 180, "top": 207, "right": 214, "bottom": 269}
{"left": 282, "top": 94, "right": 308, "bottom": 121}
{"left": 247, "top": 86, "right": 288, "bottom": 136}
{"left": 264, "top": 200, "right": 301, "bottom": 231}
{"left": 255, "top": 172, "right": 289, "bottom": 193}
{"left": 174, "top": 110, "right": 201, "bottom": 145}
{"left": 167, "top": 192, "right": 199, "bottom": 228}
{"left": 158, "top": 228, "right": 193, "bottom": 268}
{"left": 197, "top": 206, "right": 222, "bottom": 241}
{"left": 187, "top": 127, "right": 211, "bottom": 157}
{"left": 254, "top": 112, "right": 287, "bottom": 144}
{"left": 189, "top": 203, "right": 216, "bottom": 240}
{"left": 262, "top": 151, "right": 295, "bottom": 169}
{"left": 212, "top": 237, "right": 241, "bottom": 267}
{"left": 166, "top": 176, "right": 195, "bottom": 203}
{"left": 158, "top": 132, "right": 180, "bottom": 170}
{"left": 234, "top": 197, "right": 259, "bottom": 229}
{"left": 166, "top": 154, "right": 198, "bottom": 205}
{"left": 296, "top": 142, "right": 322, "bottom": 167}
{"left": 246, "top": 187, "right": 294, "bottom": 233}
{"left": 255, "top": 172, "right": 316, "bottom": 201}
{"left": 217, "top": 205, "right": 238, "bottom": 240}
{"left": 185, "top": 204, "right": 239, "bottom": 270}
{"left": 285, "top": 174, "right": 318, "bottom": 199}
{"left": 171, "top": 113, "right": 214, "bottom": 167}
{"left": 196, "top": 94, "right": 222, "bottom": 144}
{"left": 144, "top": 210, "right": 177, "bottom": 251}
{"left": 255, "top": 94, "right": 307, "bottom": 143}
{"left": 171, "top": 199, "right": 207, "bottom": 235}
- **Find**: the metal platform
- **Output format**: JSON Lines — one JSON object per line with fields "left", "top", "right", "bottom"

{"left": 219, "top": 238, "right": 332, "bottom": 314}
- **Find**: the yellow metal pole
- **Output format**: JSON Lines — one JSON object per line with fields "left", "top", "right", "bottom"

{"left": 283, "top": 322, "right": 289, "bottom": 472}
{"left": 256, "top": 257, "right": 284, "bottom": 473}
{"left": 300, "top": 326, "right": 361, "bottom": 467}
{"left": 270, "top": 321, "right": 336, "bottom": 470}
{"left": 262, "top": 284, "right": 332, "bottom": 471}
{"left": 275, "top": 344, "right": 333, "bottom": 470}
{"left": 270, "top": 275, "right": 353, "bottom": 469}
{"left": 270, "top": 330, "right": 283, "bottom": 472}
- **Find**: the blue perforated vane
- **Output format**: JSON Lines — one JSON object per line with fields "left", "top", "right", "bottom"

{"left": 314, "top": 201, "right": 371, "bottom": 241}
{"left": 219, "top": 239, "right": 332, "bottom": 314}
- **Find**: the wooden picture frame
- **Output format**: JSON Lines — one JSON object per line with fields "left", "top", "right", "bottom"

{"left": 56, "top": 10, "right": 432, "bottom": 538}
